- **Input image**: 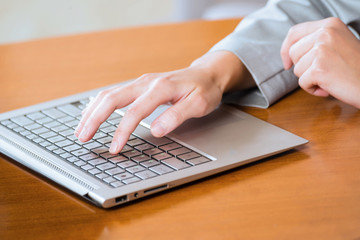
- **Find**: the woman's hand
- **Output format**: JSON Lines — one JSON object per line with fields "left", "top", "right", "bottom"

{"left": 75, "top": 51, "right": 253, "bottom": 154}
{"left": 281, "top": 17, "right": 360, "bottom": 108}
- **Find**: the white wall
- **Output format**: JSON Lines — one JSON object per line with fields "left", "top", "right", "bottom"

{"left": 0, "top": 0, "right": 266, "bottom": 45}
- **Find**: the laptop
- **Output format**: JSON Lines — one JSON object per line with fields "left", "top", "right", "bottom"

{"left": 0, "top": 81, "right": 308, "bottom": 208}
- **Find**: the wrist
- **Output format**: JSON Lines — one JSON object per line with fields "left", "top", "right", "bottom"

{"left": 190, "top": 51, "right": 254, "bottom": 93}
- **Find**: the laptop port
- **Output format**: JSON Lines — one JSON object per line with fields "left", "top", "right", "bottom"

{"left": 115, "top": 195, "right": 128, "bottom": 203}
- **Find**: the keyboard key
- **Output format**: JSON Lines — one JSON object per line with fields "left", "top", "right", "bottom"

{"left": 99, "top": 151, "right": 118, "bottom": 160}
{"left": 19, "top": 130, "right": 31, "bottom": 136}
{"left": 88, "top": 158, "right": 107, "bottom": 166}
{"left": 133, "top": 126, "right": 172, "bottom": 146}
{"left": 64, "top": 143, "right": 81, "bottom": 152}
{"left": 178, "top": 152, "right": 201, "bottom": 161}
{"left": 43, "top": 121, "right": 61, "bottom": 128}
{"left": 39, "top": 141, "right": 51, "bottom": 147}
{"left": 13, "top": 126, "right": 25, "bottom": 133}
{"left": 53, "top": 148, "right": 65, "bottom": 155}
{"left": 118, "top": 160, "right": 137, "bottom": 169}
{"left": 100, "top": 126, "right": 117, "bottom": 133}
{"left": 162, "top": 157, "right": 191, "bottom": 170}
{"left": 126, "top": 165, "right": 146, "bottom": 174}
{"left": 36, "top": 117, "right": 52, "bottom": 124}
{"left": 46, "top": 145, "right": 58, "bottom": 151}
{"left": 127, "top": 138, "right": 145, "bottom": 147}
{"left": 96, "top": 136, "right": 113, "bottom": 144}
{"left": 39, "top": 131, "right": 57, "bottom": 139}
{"left": 25, "top": 133, "right": 37, "bottom": 140}
{"left": 60, "top": 152, "right": 72, "bottom": 159}
{"left": 134, "top": 143, "right": 154, "bottom": 151}
{"left": 32, "top": 127, "right": 49, "bottom": 135}
{"left": 110, "top": 181, "right": 124, "bottom": 188}
{"left": 67, "top": 156, "right": 79, "bottom": 163}
{"left": 105, "top": 167, "right": 125, "bottom": 176}
{"left": 81, "top": 164, "right": 94, "bottom": 171}
{"left": 103, "top": 176, "right": 116, "bottom": 184}
{"left": 57, "top": 116, "right": 74, "bottom": 123}
{"left": 135, "top": 170, "right": 158, "bottom": 179}
{"left": 88, "top": 168, "right": 101, "bottom": 175}
{"left": 93, "top": 132, "right": 107, "bottom": 139}
{"left": 140, "top": 159, "right": 160, "bottom": 168}
{"left": 74, "top": 160, "right": 86, "bottom": 167}
{"left": 59, "top": 129, "right": 74, "bottom": 137}
{"left": 57, "top": 104, "right": 82, "bottom": 117}
{"left": 64, "top": 120, "right": 79, "bottom": 128}
{"left": 52, "top": 125, "right": 69, "bottom": 132}
{"left": 71, "top": 148, "right": 90, "bottom": 156}
{"left": 1, "top": 119, "right": 12, "bottom": 126}
{"left": 108, "top": 155, "right": 127, "bottom": 164}
{"left": 83, "top": 141, "right": 102, "bottom": 150}
{"left": 96, "top": 172, "right": 109, "bottom": 180}
{"left": 153, "top": 152, "right": 172, "bottom": 161}
{"left": 143, "top": 148, "right": 163, "bottom": 156}
{"left": 79, "top": 153, "right": 98, "bottom": 161}
{"left": 122, "top": 176, "right": 141, "bottom": 184}
{"left": 150, "top": 164, "right": 174, "bottom": 175}
{"left": 27, "top": 112, "right": 46, "bottom": 120}
{"left": 131, "top": 154, "right": 151, "bottom": 163}
{"left": 120, "top": 144, "right": 133, "bottom": 153}
{"left": 48, "top": 135, "right": 66, "bottom": 143}
{"left": 160, "top": 142, "right": 182, "bottom": 152}
{"left": 24, "top": 123, "right": 42, "bottom": 131}
{"left": 91, "top": 146, "right": 109, "bottom": 155}
{"left": 55, "top": 139, "right": 73, "bottom": 148}
{"left": 186, "top": 157, "right": 211, "bottom": 166}
{"left": 122, "top": 149, "right": 141, "bottom": 158}
{"left": 42, "top": 108, "right": 66, "bottom": 119}
{"left": 168, "top": 147, "right": 191, "bottom": 156}
{"left": 114, "top": 172, "right": 133, "bottom": 181}
{"left": 96, "top": 162, "right": 116, "bottom": 171}
{"left": 11, "top": 116, "right": 33, "bottom": 126}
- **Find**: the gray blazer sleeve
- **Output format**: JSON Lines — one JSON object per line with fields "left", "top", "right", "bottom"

{"left": 210, "top": 0, "right": 360, "bottom": 108}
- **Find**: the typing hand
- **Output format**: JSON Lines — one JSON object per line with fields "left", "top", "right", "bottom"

{"left": 281, "top": 17, "right": 360, "bottom": 108}
{"left": 75, "top": 51, "right": 250, "bottom": 154}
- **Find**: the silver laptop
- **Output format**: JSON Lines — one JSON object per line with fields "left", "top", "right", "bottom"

{"left": 0, "top": 81, "right": 307, "bottom": 208}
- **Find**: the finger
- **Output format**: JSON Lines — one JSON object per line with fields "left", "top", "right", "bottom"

{"left": 76, "top": 85, "right": 138, "bottom": 142}
{"left": 281, "top": 19, "right": 328, "bottom": 70}
{"left": 293, "top": 43, "right": 318, "bottom": 78}
{"left": 151, "top": 90, "right": 215, "bottom": 137}
{"left": 298, "top": 65, "right": 329, "bottom": 97}
{"left": 109, "top": 87, "right": 174, "bottom": 154}
{"left": 288, "top": 30, "right": 318, "bottom": 66}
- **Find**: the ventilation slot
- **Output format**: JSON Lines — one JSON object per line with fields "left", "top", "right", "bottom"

{"left": 0, "top": 134, "right": 96, "bottom": 191}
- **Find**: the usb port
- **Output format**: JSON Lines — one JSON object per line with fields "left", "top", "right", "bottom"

{"left": 115, "top": 195, "right": 127, "bottom": 203}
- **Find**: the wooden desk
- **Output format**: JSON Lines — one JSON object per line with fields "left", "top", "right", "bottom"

{"left": 1, "top": 19, "right": 359, "bottom": 240}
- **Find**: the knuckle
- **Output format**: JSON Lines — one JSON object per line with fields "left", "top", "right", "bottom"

{"left": 324, "top": 17, "right": 343, "bottom": 28}
{"left": 288, "top": 46, "right": 297, "bottom": 62}
{"left": 97, "top": 89, "right": 111, "bottom": 99}
{"left": 192, "top": 94, "right": 210, "bottom": 116}
{"left": 125, "top": 104, "right": 139, "bottom": 118}
{"left": 97, "top": 88, "right": 117, "bottom": 103}
{"left": 293, "top": 64, "right": 301, "bottom": 78}
{"left": 152, "top": 75, "right": 171, "bottom": 88}
{"left": 137, "top": 73, "right": 157, "bottom": 83}
{"left": 167, "top": 107, "right": 183, "bottom": 124}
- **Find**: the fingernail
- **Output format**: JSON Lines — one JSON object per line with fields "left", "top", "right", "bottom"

{"left": 109, "top": 140, "right": 119, "bottom": 153}
{"left": 152, "top": 121, "right": 167, "bottom": 137}
{"left": 74, "top": 124, "right": 82, "bottom": 137}
{"left": 78, "top": 126, "right": 90, "bottom": 141}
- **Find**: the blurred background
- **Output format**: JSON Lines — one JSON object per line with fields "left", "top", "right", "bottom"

{"left": 0, "top": 0, "right": 267, "bottom": 45}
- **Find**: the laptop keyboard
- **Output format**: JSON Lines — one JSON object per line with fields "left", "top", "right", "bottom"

{"left": 0, "top": 100, "right": 211, "bottom": 188}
